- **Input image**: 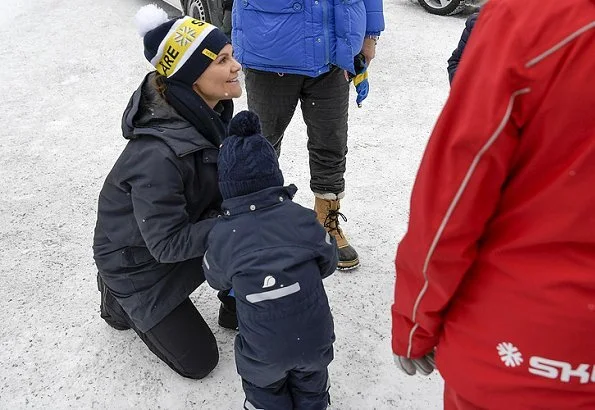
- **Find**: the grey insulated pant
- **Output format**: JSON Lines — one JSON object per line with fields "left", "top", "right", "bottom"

{"left": 244, "top": 67, "right": 349, "bottom": 195}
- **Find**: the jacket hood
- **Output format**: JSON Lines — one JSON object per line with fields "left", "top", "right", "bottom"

{"left": 121, "top": 73, "right": 216, "bottom": 157}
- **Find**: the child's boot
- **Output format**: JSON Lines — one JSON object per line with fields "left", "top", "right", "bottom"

{"left": 218, "top": 289, "right": 238, "bottom": 330}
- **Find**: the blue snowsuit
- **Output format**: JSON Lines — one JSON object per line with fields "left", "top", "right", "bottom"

{"left": 203, "top": 185, "right": 338, "bottom": 409}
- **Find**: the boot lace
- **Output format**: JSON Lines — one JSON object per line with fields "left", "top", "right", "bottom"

{"left": 324, "top": 209, "right": 347, "bottom": 238}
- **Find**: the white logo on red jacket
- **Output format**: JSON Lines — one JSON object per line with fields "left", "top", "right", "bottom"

{"left": 497, "top": 342, "right": 524, "bottom": 367}
{"left": 529, "top": 357, "right": 595, "bottom": 384}
{"left": 497, "top": 343, "right": 595, "bottom": 383}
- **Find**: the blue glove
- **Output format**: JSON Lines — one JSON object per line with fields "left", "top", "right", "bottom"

{"left": 351, "top": 53, "right": 369, "bottom": 107}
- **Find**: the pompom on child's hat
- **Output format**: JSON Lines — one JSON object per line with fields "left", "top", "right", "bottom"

{"left": 134, "top": 4, "right": 230, "bottom": 85}
{"left": 218, "top": 111, "right": 285, "bottom": 200}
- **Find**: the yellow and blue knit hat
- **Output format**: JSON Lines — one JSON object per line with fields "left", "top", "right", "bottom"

{"left": 135, "top": 5, "right": 230, "bottom": 85}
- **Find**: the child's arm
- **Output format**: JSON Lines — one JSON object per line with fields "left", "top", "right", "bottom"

{"left": 202, "top": 227, "right": 233, "bottom": 291}
{"left": 314, "top": 225, "right": 339, "bottom": 279}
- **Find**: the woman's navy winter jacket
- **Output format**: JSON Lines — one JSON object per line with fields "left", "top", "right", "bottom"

{"left": 447, "top": 12, "right": 479, "bottom": 84}
{"left": 232, "top": 0, "right": 385, "bottom": 76}
{"left": 93, "top": 73, "right": 227, "bottom": 332}
{"left": 203, "top": 185, "right": 337, "bottom": 375}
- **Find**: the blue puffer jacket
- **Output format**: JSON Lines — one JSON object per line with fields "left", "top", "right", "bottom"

{"left": 232, "top": 0, "right": 385, "bottom": 76}
{"left": 203, "top": 185, "right": 337, "bottom": 368}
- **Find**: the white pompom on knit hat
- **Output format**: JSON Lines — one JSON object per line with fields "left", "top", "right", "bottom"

{"left": 134, "top": 5, "right": 230, "bottom": 85}
{"left": 135, "top": 4, "right": 169, "bottom": 36}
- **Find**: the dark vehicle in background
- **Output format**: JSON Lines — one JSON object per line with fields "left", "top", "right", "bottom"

{"left": 417, "top": 0, "right": 483, "bottom": 16}
{"left": 163, "top": 0, "right": 231, "bottom": 34}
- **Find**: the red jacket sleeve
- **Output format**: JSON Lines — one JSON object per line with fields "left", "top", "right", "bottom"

{"left": 392, "top": 1, "right": 532, "bottom": 358}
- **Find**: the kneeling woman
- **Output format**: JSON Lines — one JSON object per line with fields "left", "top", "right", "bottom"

{"left": 93, "top": 6, "right": 241, "bottom": 379}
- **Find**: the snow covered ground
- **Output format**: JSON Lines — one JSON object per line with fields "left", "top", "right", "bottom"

{"left": 0, "top": 0, "right": 474, "bottom": 408}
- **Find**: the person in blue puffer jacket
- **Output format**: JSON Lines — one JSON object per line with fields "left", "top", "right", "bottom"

{"left": 232, "top": 0, "right": 385, "bottom": 272}
{"left": 203, "top": 111, "right": 338, "bottom": 409}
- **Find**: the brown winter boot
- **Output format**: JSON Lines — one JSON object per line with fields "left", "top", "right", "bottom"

{"left": 314, "top": 196, "right": 360, "bottom": 270}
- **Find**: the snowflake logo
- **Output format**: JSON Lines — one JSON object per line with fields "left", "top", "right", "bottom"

{"left": 174, "top": 26, "right": 196, "bottom": 46}
{"left": 497, "top": 342, "right": 523, "bottom": 367}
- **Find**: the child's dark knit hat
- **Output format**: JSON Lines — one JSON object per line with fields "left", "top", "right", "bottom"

{"left": 218, "top": 111, "right": 285, "bottom": 199}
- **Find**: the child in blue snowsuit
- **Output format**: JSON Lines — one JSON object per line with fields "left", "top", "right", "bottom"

{"left": 203, "top": 111, "right": 338, "bottom": 410}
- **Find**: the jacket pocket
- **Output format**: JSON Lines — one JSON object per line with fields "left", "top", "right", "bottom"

{"left": 121, "top": 246, "right": 155, "bottom": 267}
{"left": 335, "top": 0, "right": 366, "bottom": 55}
{"left": 237, "top": 0, "right": 306, "bottom": 68}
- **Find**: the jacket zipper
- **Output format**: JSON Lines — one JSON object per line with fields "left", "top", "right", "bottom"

{"left": 321, "top": 0, "right": 330, "bottom": 65}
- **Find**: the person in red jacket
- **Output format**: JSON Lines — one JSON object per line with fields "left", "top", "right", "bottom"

{"left": 391, "top": 0, "right": 595, "bottom": 408}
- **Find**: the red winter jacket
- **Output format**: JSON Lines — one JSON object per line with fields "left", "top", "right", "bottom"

{"left": 392, "top": 0, "right": 595, "bottom": 408}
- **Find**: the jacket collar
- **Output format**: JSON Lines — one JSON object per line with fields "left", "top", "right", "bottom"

{"left": 221, "top": 185, "right": 298, "bottom": 216}
{"left": 121, "top": 73, "right": 228, "bottom": 157}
